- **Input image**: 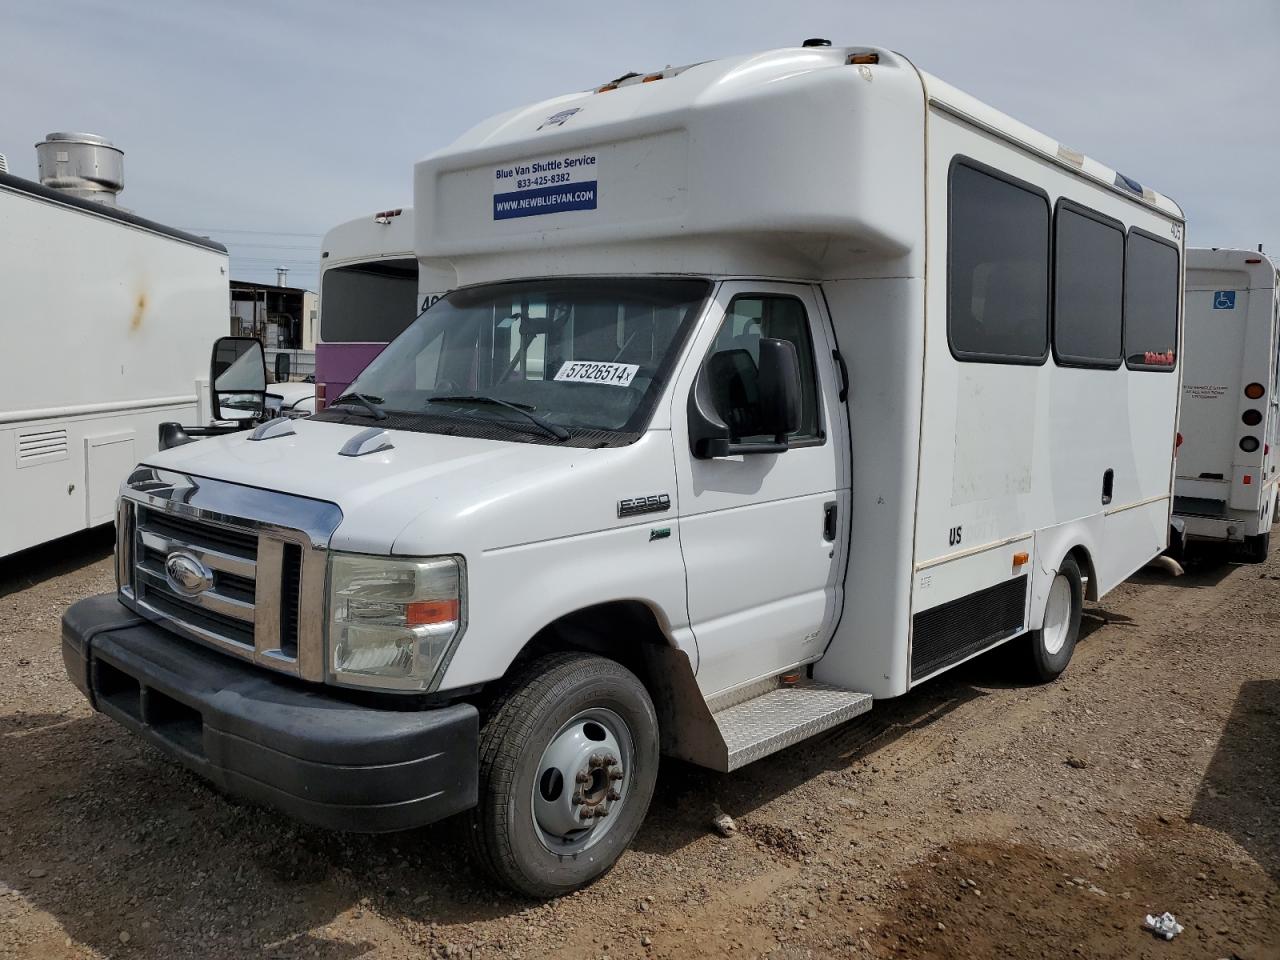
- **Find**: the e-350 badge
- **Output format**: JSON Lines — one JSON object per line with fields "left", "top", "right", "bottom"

{"left": 618, "top": 494, "right": 670, "bottom": 518}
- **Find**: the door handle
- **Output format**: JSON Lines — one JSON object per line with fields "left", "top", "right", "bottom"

{"left": 831, "top": 349, "right": 849, "bottom": 402}
{"left": 1102, "top": 468, "right": 1114, "bottom": 506}
{"left": 823, "top": 501, "right": 838, "bottom": 542}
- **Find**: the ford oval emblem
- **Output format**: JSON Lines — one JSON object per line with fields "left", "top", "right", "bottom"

{"left": 164, "top": 551, "right": 214, "bottom": 597}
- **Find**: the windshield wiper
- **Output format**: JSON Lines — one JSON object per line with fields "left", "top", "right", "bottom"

{"left": 427, "top": 395, "right": 569, "bottom": 441}
{"left": 331, "top": 392, "right": 387, "bottom": 421}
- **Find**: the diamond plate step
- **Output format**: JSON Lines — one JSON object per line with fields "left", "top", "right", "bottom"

{"left": 713, "top": 679, "right": 873, "bottom": 771}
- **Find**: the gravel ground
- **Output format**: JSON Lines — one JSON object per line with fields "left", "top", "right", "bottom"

{"left": 0, "top": 529, "right": 1276, "bottom": 959}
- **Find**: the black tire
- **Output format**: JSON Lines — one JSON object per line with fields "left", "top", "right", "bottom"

{"left": 1240, "top": 531, "right": 1270, "bottom": 565}
{"left": 1024, "top": 555, "right": 1083, "bottom": 682}
{"left": 469, "top": 652, "right": 659, "bottom": 898}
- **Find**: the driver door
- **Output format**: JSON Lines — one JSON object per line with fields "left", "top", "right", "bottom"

{"left": 671, "top": 281, "right": 850, "bottom": 695}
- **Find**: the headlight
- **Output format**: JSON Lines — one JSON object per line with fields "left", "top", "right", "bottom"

{"left": 327, "top": 553, "right": 465, "bottom": 691}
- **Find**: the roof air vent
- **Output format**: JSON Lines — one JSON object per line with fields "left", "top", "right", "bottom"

{"left": 802, "top": 38, "right": 832, "bottom": 47}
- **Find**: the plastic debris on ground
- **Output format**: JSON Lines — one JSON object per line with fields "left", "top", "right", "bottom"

{"left": 1143, "top": 912, "right": 1184, "bottom": 940}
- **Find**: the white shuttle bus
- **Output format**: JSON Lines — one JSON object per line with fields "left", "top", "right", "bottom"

{"left": 1, "top": 164, "right": 228, "bottom": 559}
{"left": 1174, "top": 248, "right": 1279, "bottom": 561}
{"left": 315, "top": 207, "right": 454, "bottom": 405}
{"left": 63, "top": 43, "right": 1183, "bottom": 897}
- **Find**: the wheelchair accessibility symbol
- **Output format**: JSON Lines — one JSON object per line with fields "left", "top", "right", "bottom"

{"left": 1214, "top": 290, "right": 1236, "bottom": 309}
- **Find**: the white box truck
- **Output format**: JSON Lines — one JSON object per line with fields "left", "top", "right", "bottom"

{"left": 1, "top": 135, "right": 230, "bottom": 559}
{"left": 62, "top": 42, "right": 1184, "bottom": 897}
{"left": 1174, "top": 247, "right": 1279, "bottom": 561}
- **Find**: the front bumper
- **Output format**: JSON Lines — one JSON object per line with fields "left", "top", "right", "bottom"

{"left": 62, "top": 594, "right": 478, "bottom": 832}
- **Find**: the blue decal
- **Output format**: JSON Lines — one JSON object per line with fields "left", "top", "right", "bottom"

{"left": 494, "top": 181, "right": 597, "bottom": 220}
{"left": 1213, "top": 290, "right": 1236, "bottom": 310}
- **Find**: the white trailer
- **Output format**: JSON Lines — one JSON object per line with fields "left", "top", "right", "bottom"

{"left": 315, "top": 207, "right": 454, "bottom": 405}
{"left": 0, "top": 167, "right": 228, "bottom": 559}
{"left": 1174, "top": 248, "right": 1279, "bottom": 561}
{"left": 64, "top": 42, "right": 1183, "bottom": 897}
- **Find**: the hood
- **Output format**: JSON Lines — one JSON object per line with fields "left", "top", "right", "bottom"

{"left": 144, "top": 418, "right": 671, "bottom": 556}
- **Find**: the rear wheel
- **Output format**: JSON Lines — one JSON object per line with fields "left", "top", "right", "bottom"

{"left": 1240, "top": 531, "right": 1271, "bottom": 565}
{"left": 1025, "top": 555, "right": 1083, "bottom": 682}
{"left": 470, "top": 652, "right": 659, "bottom": 898}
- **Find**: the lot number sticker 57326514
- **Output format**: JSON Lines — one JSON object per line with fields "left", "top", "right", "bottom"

{"left": 553, "top": 361, "right": 639, "bottom": 387}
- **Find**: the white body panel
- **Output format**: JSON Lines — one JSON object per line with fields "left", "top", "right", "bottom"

{"left": 318, "top": 209, "right": 454, "bottom": 328}
{"left": 1174, "top": 249, "right": 1280, "bottom": 542}
{"left": 136, "top": 45, "right": 1183, "bottom": 714}
{"left": 0, "top": 176, "right": 228, "bottom": 558}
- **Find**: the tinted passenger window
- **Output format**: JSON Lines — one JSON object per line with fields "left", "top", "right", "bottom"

{"left": 1124, "top": 232, "right": 1180, "bottom": 371}
{"left": 948, "top": 161, "right": 1050, "bottom": 363}
{"left": 1053, "top": 204, "right": 1124, "bottom": 367}
{"left": 707, "top": 295, "right": 821, "bottom": 441}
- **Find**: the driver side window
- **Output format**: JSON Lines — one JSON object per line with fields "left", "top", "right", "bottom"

{"left": 706, "top": 295, "right": 822, "bottom": 442}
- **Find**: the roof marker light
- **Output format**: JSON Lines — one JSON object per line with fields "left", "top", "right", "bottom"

{"left": 1246, "top": 258, "right": 1263, "bottom": 264}
{"left": 848, "top": 53, "right": 879, "bottom": 65}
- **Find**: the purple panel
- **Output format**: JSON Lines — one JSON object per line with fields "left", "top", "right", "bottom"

{"left": 315, "top": 342, "right": 387, "bottom": 398}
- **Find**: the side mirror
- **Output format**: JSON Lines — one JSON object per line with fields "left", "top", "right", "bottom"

{"left": 755, "top": 337, "right": 802, "bottom": 439}
{"left": 210, "top": 336, "right": 267, "bottom": 422}
{"left": 688, "top": 337, "right": 802, "bottom": 459}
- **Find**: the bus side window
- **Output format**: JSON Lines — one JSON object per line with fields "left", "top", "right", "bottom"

{"left": 947, "top": 159, "right": 1050, "bottom": 365}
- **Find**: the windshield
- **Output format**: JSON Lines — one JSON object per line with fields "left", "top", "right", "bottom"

{"left": 338, "top": 277, "right": 711, "bottom": 439}
{"left": 320, "top": 258, "right": 419, "bottom": 343}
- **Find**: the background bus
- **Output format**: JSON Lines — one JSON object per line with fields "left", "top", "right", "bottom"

{"left": 1174, "top": 247, "right": 1280, "bottom": 561}
{"left": 315, "top": 207, "right": 453, "bottom": 405}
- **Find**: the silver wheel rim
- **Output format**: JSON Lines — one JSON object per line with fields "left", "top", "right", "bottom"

{"left": 1042, "top": 573, "right": 1072, "bottom": 655}
{"left": 531, "top": 707, "right": 634, "bottom": 856}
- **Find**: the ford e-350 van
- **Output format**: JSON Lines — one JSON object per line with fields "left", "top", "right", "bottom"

{"left": 63, "top": 41, "right": 1184, "bottom": 897}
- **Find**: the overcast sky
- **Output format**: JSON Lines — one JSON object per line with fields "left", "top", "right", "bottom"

{"left": 4, "top": 0, "right": 1277, "bottom": 290}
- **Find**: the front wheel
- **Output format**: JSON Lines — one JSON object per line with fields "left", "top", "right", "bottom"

{"left": 470, "top": 652, "right": 659, "bottom": 898}
{"left": 1024, "top": 555, "right": 1083, "bottom": 682}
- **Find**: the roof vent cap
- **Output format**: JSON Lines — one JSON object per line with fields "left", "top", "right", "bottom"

{"left": 802, "top": 38, "right": 832, "bottom": 47}
{"left": 35, "top": 132, "right": 124, "bottom": 206}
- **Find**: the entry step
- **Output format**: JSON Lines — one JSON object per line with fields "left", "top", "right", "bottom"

{"left": 712, "top": 679, "right": 872, "bottom": 772}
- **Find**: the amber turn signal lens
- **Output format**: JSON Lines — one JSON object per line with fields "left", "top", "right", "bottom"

{"left": 1245, "top": 382, "right": 1266, "bottom": 400}
{"left": 406, "top": 599, "right": 460, "bottom": 625}
{"left": 1012, "top": 551, "right": 1029, "bottom": 567}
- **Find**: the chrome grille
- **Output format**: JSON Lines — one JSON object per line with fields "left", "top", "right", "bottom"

{"left": 117, "top": 467, "right": 342, "bottom": 683}
{"left": 135, "top": 507, "right": 258, "bottom": 649}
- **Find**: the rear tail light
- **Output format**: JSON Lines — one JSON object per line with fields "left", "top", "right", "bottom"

{"left": 1176, "top": 432, "right": 1183, "bottom": 448}
{"left": 315, "top": 382, "right": 327, "bottom": 411}
{"left": 1243, "top": 409, "right": 1264, "bottom": 426}
{"left": 1245, "top": 382, "right": 1266, "bottom": 399}
{"left": 1240, "top": 436, "right": 1261, "bottom": 453}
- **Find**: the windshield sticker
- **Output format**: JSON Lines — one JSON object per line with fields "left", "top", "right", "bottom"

{"left": 554, "top": 361, "right": 638, "bottom": 387}
{"left": 494, "top": 152, "right": 598, "bottom": 220}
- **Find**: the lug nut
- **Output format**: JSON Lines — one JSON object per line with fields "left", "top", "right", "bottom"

{"left": 575, "top": 771, "right": 591, "bottom": 784}
{"left": 589, "top": 754, "right": 605, "bottom": 769}
{"left": 608, "top": 769, "right": 624, "bottom": 781}
{"left": 607, "top": 789, "right": 621, "bottom": 802}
